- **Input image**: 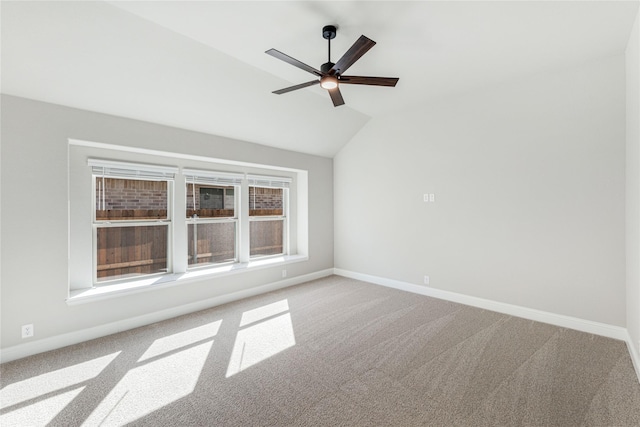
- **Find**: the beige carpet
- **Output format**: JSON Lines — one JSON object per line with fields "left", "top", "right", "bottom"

{"left": 1, "top": 275, "right": 640, "bottom": 426}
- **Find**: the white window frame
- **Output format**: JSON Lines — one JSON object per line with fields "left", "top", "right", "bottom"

{"left": 248, "top": 175, "right": 291, "bottom": 259}
{"left": 89, "top": 159, "right": 177, "bottom": 285}
{"left": 69, "top": 139, "right": 309, "bottom": 302}
{"left": 184, "top": 169, "right": 243, "bottom": 269}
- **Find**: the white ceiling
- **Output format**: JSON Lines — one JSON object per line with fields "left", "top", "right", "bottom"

{"left": 2, "top": 1, "right": 638, "bottom": 157}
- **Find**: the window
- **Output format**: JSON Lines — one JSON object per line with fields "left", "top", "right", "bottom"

{"left": 248, "top": 175, "right": 290, "bottom": 258}
{"left": 90, "top": 160, "right": 177, "bottom": 283}
{"left": 184, "top": 169, "right": 243, "bottom": 268}
{"left": 71, "top": 144, "right": 306, "bottom": 296}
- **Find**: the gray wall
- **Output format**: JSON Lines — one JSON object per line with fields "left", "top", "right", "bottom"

{"left": 1, "top": 48, "right": 635, "bottom": 360}
{"left": 334, "top": 54, "right": 626, "bottom": 327}
{"left": 627, "top": 12, "right": 640, "bottom": 357}
{"left": 0, "top": 95, "right": 334, "bottom": 351}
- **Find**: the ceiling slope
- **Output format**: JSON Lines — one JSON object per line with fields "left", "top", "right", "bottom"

{"left": 0, "top": 1, "right": 369, "bottom": 157}
{"left": 2, "top": 1, "right": 638, "bottom": 157}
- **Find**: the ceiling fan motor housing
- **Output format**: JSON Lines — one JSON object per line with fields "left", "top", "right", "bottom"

{"left": 321, "top": 62, "right": 336, "bottom": 74}
{"left": 322, "top": 25, "right": 337, "bottom": 40}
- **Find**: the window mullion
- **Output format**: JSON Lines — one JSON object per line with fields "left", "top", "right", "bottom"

{"left": 239, "top": 178, "right": 250, "bottom": 263}
{"left": 173, "top": 174, "right": 187, "bottom": 274}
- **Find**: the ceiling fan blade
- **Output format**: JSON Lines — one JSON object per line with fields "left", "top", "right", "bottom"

{"left": 330, "top": 35, "right": 376, "bottom": 76}
{"left": 273, "top": 80, "right": 320, "bottom": 95}
{"left": 328, "top": 87, "right": 345, "bottom": 107}
{"left": 265, "top": 49, "right": 323, "bottom": 77}
{"left": 338, "top": 76, "right": 399, "bottom": 87}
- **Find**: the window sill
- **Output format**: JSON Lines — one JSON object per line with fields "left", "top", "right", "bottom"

{"left": 67, "top": 254, "right": 308, "bottom": 305}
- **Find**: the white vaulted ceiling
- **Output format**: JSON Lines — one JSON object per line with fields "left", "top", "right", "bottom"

{"left": 1, "top": 1, "right": 638, "bottom": 157}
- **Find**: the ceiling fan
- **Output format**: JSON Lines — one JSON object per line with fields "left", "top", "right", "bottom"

{"left": 266, "top": 25, "right": 399, "bottom": 107}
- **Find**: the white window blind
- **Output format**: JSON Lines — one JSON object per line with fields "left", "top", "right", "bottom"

{"left": 247, "top": 174, "right": 292, "bottom": 188}
{"left": 183, "top": 169, "right": 244, "bottom": 186}
{"left": 88, "top": 159, "right": 177, "bottom": 180}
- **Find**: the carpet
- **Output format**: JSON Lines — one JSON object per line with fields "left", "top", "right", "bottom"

{"left": 1, "top": 275, "right": 639, "bottom": 426}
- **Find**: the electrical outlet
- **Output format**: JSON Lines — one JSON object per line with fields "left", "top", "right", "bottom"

{"left": 282, "top": 269, "right": 287, "bottom": 278}
{"left": 424, "top": 275, "right": 430, "bottom": 285}
{"left": 423, "top": 194, "right": 436, "bottom": 202}
{"left": 22, "top": 324, "right": 34, "bottom": 339}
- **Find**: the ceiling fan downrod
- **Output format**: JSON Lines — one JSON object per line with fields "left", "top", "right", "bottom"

{"left": 322, "top": 25, "right": 337, "bottom": 73}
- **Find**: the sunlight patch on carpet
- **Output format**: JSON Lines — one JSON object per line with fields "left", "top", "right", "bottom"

{"left": 0, "top": 352, "right": 120, "bottom": 410}
{"left": 83, "top": 341, "right": 213, "bottom": 425}
{"left": 227, "top": 299, "right": 295, "bottom": 377}
{"left": 138, "top": 319, "right": 222, "bottom": 362}
{"left": 240, "top": 299, "right": 290, "bottom": 327}
{"left": 0, "top": 386, "right": 85, "bottom": 426}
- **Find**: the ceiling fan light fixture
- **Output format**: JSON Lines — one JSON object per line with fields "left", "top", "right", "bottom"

{"left": 320, "top": 75, "right": 338, "bottom": 90}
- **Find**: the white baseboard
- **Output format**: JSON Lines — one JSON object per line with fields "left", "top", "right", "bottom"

{"left": 0, "top": 268, "right": 333, "bottom": 364}
{"left": 626, "top": 332, "right": 640, "bottom": 385}
{"left": 334, "top": 268, "right": 629, "bottom": 341}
